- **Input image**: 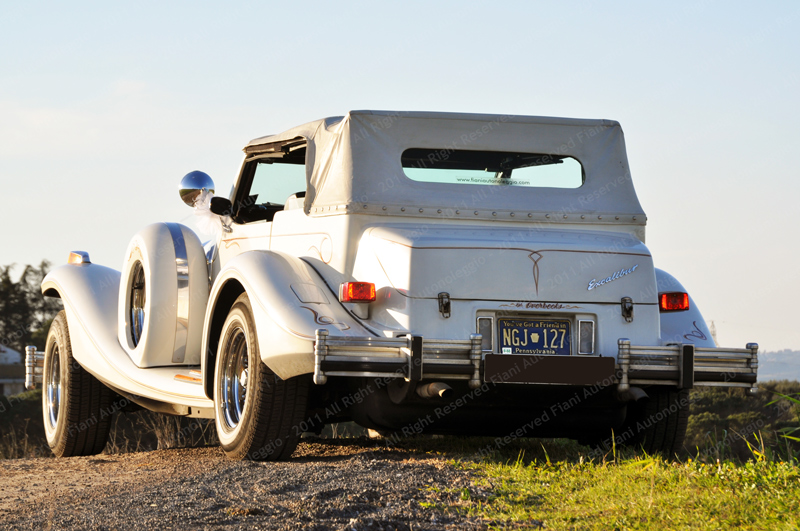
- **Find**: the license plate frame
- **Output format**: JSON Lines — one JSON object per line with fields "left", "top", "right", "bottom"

{"left": 497, "top": 318, "right": 572, "bottom": 356}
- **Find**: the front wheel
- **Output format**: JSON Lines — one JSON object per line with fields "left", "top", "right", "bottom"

{"left": 42, "top": 311, "right": 113, "bottom": 457}
{"left": 213, "top": 293, "right": 309, "bottom": 460}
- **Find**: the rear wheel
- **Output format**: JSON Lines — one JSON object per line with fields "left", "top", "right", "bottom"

{"left": 42, "top": 311, "right": 113, "bottom": 457}
{"left": 622, "top": 387, "right": 690, "bottom": 456}
{"left": 213, "top": 294, "right": 309, "bottom": 460}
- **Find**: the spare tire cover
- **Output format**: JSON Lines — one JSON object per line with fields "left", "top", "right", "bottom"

{"left": 118, "top": 223, "right": 209, "bottom": 367}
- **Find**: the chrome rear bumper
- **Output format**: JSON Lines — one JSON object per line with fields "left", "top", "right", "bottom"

{"left": 617, "top": 339, "right": 759, "bottom": 394}
{"left": 313, "top": 330, "right": 482, "bottom": 388}
{"left": 312, "top": 330, "right": 759, "bottom": 393}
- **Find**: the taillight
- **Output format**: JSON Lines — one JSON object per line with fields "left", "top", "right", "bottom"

{"left": 659, "top": 292, "right": 690, "bottom": 312}
{"left": 339, "top": 282, "right": 376, "bottom": 302}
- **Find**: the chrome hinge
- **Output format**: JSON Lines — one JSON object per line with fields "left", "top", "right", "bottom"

{"left": 438, "top": 292, "right": 451, "bottom": 318}
{"left": 621, "top": 297, "right": 634, "bottom": 323}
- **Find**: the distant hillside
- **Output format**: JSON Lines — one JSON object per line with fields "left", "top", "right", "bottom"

{"left": 758, "top": 350, "right": 800, "bottom": 382}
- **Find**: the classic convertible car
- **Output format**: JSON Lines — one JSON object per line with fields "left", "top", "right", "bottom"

{"left": 26, "top": 111, "right": 758, "bottom": 460}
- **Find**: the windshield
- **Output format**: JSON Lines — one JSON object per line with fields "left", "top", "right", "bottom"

{"left": 249, "top": 160, "right": 306, "bottom": 205}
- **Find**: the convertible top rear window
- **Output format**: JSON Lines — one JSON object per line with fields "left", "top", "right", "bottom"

{"left": 402, "top": 148, "right": 584, "bottom": 189}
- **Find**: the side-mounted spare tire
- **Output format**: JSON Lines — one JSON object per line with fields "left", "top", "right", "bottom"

{"left": 118, "top": 222, "right": 209, "bottom": 367}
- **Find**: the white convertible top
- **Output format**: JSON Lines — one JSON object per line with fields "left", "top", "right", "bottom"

{"left": 245, "top": 110, "right": 645, "bottom": 221}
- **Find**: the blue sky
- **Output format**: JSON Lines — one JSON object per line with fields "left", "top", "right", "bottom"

{"left": 1, "top": 1, "right": 798, "bottom": 350}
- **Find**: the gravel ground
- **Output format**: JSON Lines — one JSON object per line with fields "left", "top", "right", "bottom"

{"left": 0, "top": 439, "right": 491, "bottom": 530}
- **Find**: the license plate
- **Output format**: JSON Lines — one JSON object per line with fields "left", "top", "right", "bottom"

{"left": 498, "top": 318, "right": 571, "bottom": 355}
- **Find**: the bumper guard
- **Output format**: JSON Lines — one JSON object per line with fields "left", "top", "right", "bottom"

{"left": 617, "top": 339, "right": 759, "bottom": 394}
{"left": 313, "top": 330, "right": 483, "bottom": 389}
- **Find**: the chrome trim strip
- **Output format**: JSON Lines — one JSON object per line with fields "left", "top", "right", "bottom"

{"left": 165, "top": 223, "right": 190, "bottom": 363}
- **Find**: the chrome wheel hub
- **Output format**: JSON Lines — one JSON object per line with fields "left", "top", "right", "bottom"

{"left": 130, "top": 261, "right": 146, "bottom": 346}
{"left": 220, "top": 326, "right": 248, "bottom": 430}
{"left": 45, "top": 346, "right": 61, "bottom": 429}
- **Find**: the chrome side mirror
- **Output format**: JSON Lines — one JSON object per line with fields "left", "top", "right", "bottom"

{"left": 179, "top": 171, "right": 215, "bottom": 207}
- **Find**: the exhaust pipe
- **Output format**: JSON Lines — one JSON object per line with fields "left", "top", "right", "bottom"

{"left": 25, "top": 346, "right": 44, "bottom": 390}
{"left": 416, "top": 382, "right": 453, "bottom": 399}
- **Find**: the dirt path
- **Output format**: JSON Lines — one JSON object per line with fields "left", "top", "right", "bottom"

{"left": 0, "top": 439, "right": 490, "bottom": 530}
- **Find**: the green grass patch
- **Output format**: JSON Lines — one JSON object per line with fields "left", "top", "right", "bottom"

{"left": 455, "top": 454, "right": 799, "bottom": 530}
{"left": 381, "top": 433, "right": 800, "bottom": 529}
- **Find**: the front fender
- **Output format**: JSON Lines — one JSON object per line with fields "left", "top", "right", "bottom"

{"left": 41, "top": 263, "right": 213, "bottom": 408}
{"left": 655, "top": 268, "right": 716, "bottom": 347}
{"left": 202, "top": 250, "right": 372, "bottom": 391}
{"left": 41, "top": 263, "right": 122, "bottom": 373}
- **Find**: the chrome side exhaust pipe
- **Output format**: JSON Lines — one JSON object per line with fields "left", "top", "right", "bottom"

{"left": 25, "top": 346, "right": 44, "bottom": 390}
{"left": 416, "top": 382, "right": 453, "bottom": 399}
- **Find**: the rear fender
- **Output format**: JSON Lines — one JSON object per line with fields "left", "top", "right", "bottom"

{"left": 201, "top": 250, "right": 372, "bottom": 398}
{"left": 655, "top": 268, "right": 716, "bottom": 347}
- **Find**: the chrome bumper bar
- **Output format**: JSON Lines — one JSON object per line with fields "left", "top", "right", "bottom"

{"left": 312, "top": 331, "right": 759, "bottom": 393}
{"left": 617, "top": 339, "right": 759, "bottom": 394}
{"left": 25, "top": 345, "right": 45, "bottom": 390}
{"left": 313, "top": 329, "right": 483, "bottom": 389}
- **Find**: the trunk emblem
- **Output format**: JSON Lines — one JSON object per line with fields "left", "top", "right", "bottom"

{"left": 528, "top": 252, "right": 544, "bottom": 295}
{"left": 587, "top": 264, "right": 639, "bottom": 290}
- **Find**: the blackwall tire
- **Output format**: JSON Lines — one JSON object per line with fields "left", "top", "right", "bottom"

{"left": 622, "top": 387, "right": 690, "bottom": 456}
{"left": 213, "top": 293, "right": 310, "bottom": 461}
{"left": 42, "top": 311, "right": 113, "bottom": 457}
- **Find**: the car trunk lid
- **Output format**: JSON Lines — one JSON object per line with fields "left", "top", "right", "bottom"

{"left": 359, "top": 225, "right": 656, "bottom": 304}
